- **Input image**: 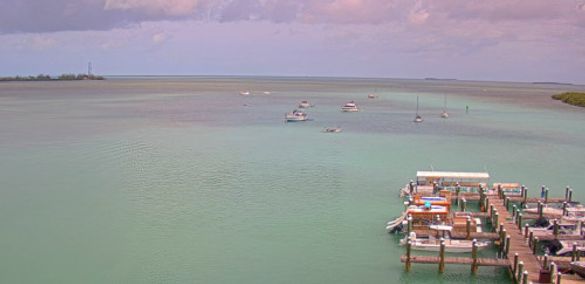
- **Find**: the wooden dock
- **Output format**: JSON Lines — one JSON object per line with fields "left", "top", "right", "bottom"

{"left": 400, "top": 255, "right": 509, "bottom": 266}
{"left": 401, "top": 185, "right": 583, "bottom": 283}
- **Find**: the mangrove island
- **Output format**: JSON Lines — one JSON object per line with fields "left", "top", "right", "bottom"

{"left": 552, "top": 92, "right": 585, "bottom": 108}
{"left": 0, "top": 73, "right": 105, "bottom": 82}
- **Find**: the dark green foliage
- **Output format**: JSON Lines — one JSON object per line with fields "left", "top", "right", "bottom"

{"left": 552, "top": 92, "right": 585, "bottom": 107}
{"left": 0, "top": 73, "right": 104, "bottom": 81}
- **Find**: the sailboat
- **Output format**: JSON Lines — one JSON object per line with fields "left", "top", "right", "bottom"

{"left": 440, "top": 95, "right": 449, "bottom": 118}
{"left": 414, "top": 96, "right": 423, "bottom": 123}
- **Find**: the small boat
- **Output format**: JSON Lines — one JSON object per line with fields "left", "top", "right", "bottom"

{"left": 341, "top": 101, "right": 359, "bottom": 112}
{"left": 571, "top": 262, "right": 585, "bottom": 278}
{"left": 400, "top": 232, "right": 490, "bottom": 253}
{"left": 263, "top": 91, "right": 271, "bottom": 95}
{"left": 414, "top": 96, "right": 423, "bottom": 122}
{"left": 440, "top": 95, "right": 449, "bottom": 118}
{"left": 240, "top": 91, "right": 251, "bottom": 96}
{"left": 285, "top": 109, "right": 308, "bottom": 122}
{"left": 368, "top": 94, "right": 377, "bottom": 99}
{"left": 323, "top": 127, "right": 342, "bottom": 133}
{"left": 298, "top": 100, "right": 312, "bottom": 108}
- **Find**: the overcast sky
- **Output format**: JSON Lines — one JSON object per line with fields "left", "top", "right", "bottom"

{"left": 1, "top": 0, "right": 584, "bottom": 83}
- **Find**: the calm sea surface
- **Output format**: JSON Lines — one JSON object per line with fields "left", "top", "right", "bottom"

{"left": 1, "top": 77, "right": 584, "bottom": 283}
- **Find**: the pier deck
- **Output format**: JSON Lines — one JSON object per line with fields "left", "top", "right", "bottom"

{"left": 400, "top": 255, "right": 509, "bottom": 266}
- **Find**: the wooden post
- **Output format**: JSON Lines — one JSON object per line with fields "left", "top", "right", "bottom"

{"left": 493, "top": 212, "right": 499, "bottom": 231}
{"left": 524, "top": 224, "right": 529, "bottom": 238}
{"left": 572, "top": 242, "right": 577, "bottom": 262}
{"left": 505, "top": 197, "right": 510, "bottom": 211}
{"left": 405, "top": 239, "right": 411, "bottom": 272}
{"left": 522, "top": 271, "right": 528, "bottom": 284}
{"left": 523, "top": 187, "right": 528, "bottom": 207}
{"left": 551, "top": 262, "right": 558, "bottom": 284}
{"left": 553, "top": 219, "right": 559, "bottom": 238}
{"left": 565, "top": 186, "right": 570, "bottom": 201}
{"left": 529, "top": 231, "right": 534, "bottom": 247}
{"left": 543, "top": 253, "right": 549, "bottom": 268}
{"left": 466, "top": 216, "right": 471, "bottom": 239}
{"left": 569, "top": 188, "right": 573, "bottom": 202}
{"left": 505, "top": 235, "right": 511, "bottom": 258}
{"left": 499, "top": 228, "right": 506, "bottom": 257}
{"left": 456, "top": 185, "right": 460, "bottom": 206}
{"left": 533, "top": 237, "right": 539, "bottom": 255}
{"left": 538, "top": 202, "right": 544, "bottom": 218}
{"left": 489, "top": 204, "right": 494, "bottom": 221}
{"left": 439, "top": 238, "right": 445, "bottom": 273}
{"left": 563, "top": 202, "right": 568, "bottom": 217}
{"left": 557, "top": 272, "right": 562, "bottom": 284}
{"left": 461, "top": 198, "right": 467, "bottom": 212}
{"left": 513, "top": 253, "right": 519, "bottom": 274}
{"left": 545, "top": 188, "right": 549, "bottom": 204}
{"left": 471, "top": 239, "right": 478, "bottom": 274}
{"left": 517, "top": 261, "right": 524, "bottom": 283}
{"left": 512, "top": 204, "right": 517, "bottom": 219}
{"left": 407, "top": 215, "right": 412, "bottom": 235}
{"left": 518, "top": 213, "right": 523, "bottom": 230}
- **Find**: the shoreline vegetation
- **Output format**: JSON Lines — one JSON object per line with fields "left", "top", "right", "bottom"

{"left": 0, "top": 74, "right": 105, "bottom": 82}
{"left": 552, "top": 92, "right": 585, "bottom": 107}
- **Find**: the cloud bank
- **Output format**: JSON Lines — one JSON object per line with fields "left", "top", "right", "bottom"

{"left": 2, "top": 0, "right": 584, "bottom": 33}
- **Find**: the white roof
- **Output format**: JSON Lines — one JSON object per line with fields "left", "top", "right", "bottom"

{"left": 417, "top": 171, "right": 490, "bottom": 179}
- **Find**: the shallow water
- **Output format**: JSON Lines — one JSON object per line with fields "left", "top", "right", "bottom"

{"left": 0, "top": 77, "right": 584, "bottom": 283}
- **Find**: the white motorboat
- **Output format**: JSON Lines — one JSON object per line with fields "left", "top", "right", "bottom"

{"left": 341, "top": 101, "right": 359, "bottom": 112}
{"left": 323, "top": 127, "right": 342, "bottom": 133}
{"left": 285, "top": 109, "right": 308, "bottom": 122}
{"left": 400, "top": 232, "right": 490, "bottom": 253}
{"left": 298, "top": 100, "right": 312, "bottom": 108}
{"left": 240, "top": 91, "right": 251, "bottom": 96}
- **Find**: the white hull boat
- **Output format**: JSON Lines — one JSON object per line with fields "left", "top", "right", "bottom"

{"left": 285, "top": 110, "right": 308, "bottom": 122}
{"left": 341, "top": 101, "right": 359, "bottom": 112}
{"left": 400, "top": 232, "right": 490, "bottom": 253}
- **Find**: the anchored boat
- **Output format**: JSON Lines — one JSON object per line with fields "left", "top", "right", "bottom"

{"left": 285, "top": 109, "right": 308, "bottom": 122}
{"left": 341, "top": 101, "right": 359, "bottom": 112}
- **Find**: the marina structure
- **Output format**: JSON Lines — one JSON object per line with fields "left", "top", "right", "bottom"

{"left": 394, "top": 171, "right": 585, "bottom": 283}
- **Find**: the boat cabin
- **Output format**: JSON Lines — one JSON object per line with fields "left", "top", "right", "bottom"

{"left": 415, "top": 171, "right": 490, "bottom": 193}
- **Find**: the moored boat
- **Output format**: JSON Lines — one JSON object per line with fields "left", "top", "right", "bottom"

{"left": 323, "top": 127, "right": 342, "bottom": 133}
{"left": 400, "top": 232, "right": 490, "bottom": 253}
{"left": 341, "top": 101, "right": 359, "bottom": 112}
{"left": 298, "top": 100, "right": 312, "bottom": 108}
{"left": 285, "top": 109, "right": 308, "bottom": 122}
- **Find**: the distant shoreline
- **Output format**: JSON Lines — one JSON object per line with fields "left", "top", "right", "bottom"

{"left": 0, "top": 74, "right": 105, "bottom": 82}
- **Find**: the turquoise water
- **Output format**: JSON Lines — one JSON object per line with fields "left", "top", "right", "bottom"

{"left": 1, "top": 77, "right": 584, "bottom": 283}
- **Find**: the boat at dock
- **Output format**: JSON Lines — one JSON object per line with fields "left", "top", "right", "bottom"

{"left": 400, "top": 171, "right": 490, "bottom": 197}
{"left": 285, "top": 109, "right": 308, "bottom": 122}
{"left": 341, "top": 101, "right": 359, "bottom": 112}
{"left": 400, "top": 231, "right": 490, "bottom": 253}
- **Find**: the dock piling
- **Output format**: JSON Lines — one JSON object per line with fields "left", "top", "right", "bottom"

{"left": 439, "top": 238, "right": 445, "bottom": 273}
{"left": 471, "top": 239, "right": 478, "bottom": 274}
{"left": 522, "top": 271, "right": 528, "bottom": 284}
{"left": 405, "top": 239, "right": 411, "bottom": 272}
{"left": 513, "top": 253, "right": 519, "bottom": 274}
{"left": 517, "top": 261, "right": 524, "bottom": 282}
{"left": 466, "top": 216, "right": 471, "bottom": 239}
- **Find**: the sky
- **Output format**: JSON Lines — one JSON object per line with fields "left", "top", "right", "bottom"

{"left": 1, "top": 0, "right": 584, "bottom": 83}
